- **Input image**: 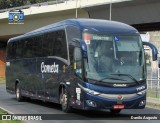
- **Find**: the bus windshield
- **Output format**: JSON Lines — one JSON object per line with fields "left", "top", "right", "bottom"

{"left": 84, "top": 33, "right": 146, "bottom": 84}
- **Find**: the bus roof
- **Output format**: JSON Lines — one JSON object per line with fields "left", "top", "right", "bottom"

{"left": 8, "top": 18, "right": 139, "bottom": 42}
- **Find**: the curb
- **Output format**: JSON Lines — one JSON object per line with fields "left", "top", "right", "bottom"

{"left": 0, "top": 106, "right": 14, "bottom": 114}
{"left": 0, "top": 107, "right": 27, "bottom": 123}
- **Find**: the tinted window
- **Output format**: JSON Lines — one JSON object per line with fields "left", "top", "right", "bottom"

{"left": 53, "top": 30, "right": 68, "bottom": 59}
{"left": 16, "top": 41, "right": 24, "bottom": 59}
{"left": 7, "top": 42, "right": 16, "bottom": 60}
{"left": 74, "top": 47, "right": 83, "bottom": 78}
{"left": 42, "top": 30, "right": 68, "bottom": 59}
{"left": 23, "top": 39, "right": 33, "bottom": 58}
{"left": 42, "top": 33, "right": 54, "bottom": 57}
{"left": 7, "top": 40, "right": 24, "bottom": 60}
{"left": 7, "top": 30, "right": 68, "bottom": 59}
{"left": 32, "top": 36, "right": 43, "bottom": 57}
{"left": 66, "top": 26, "right": 81, "bottom": 44}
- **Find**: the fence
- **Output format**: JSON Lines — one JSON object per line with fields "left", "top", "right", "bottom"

{"left": 147, "top": 67, "right": 160, "bottom": 89}
{"left": 147, "top": 67, "right": 160, "bottom": 99}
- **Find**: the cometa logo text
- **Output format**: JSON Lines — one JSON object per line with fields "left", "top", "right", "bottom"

{"left": 41, "top": 62, "right": 59, "bottom": 73}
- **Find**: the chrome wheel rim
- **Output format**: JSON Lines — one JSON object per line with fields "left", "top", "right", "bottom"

{"left": 61, "top": 93, "right": 67, "bottom": 109}
{"left": 16, "top": 87, "right": 20, "bottom": 99}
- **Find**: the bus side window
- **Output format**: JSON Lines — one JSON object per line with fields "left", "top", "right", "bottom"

{"left": 24, "top": 39, "right": 33, "bottom": 58}
{"left": 53, "top": 30, "right": 68, "bottom": 59}
{"left": 74, "top": 47, "right": 83, "bottom": 78}
{"left": 16, "top": 41, "right": 24, "bottom": 59}
{"left": 7, "top": 43, "right": 15, "bottom": 60}
{"left": 32, "top": 36, "right": 43, "bottom": 57}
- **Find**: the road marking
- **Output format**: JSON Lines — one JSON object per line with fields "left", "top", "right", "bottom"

{"left": 0, "top": 106, "right": 14, "bottom": 114}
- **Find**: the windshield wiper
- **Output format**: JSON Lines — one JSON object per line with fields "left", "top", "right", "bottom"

{"left": 98, "top": 77, "right": 126, "bottom": 82}
{"left": 111, "top": 73, "right": 140, "bottom": 84}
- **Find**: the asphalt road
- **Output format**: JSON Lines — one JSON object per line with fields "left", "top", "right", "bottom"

{"left": 0, "top": 83, "right": 160, "bottom": 123}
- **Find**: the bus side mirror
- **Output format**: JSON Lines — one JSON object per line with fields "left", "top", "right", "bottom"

{"left": 72, "top": 38, "right": 81, "bottom": 48}
{"left": 143, "top": 42, "right": 158, "bottom": 61}
{"left": 72, "top": 38, "right": 87, "bottom": 57}
{"left": 158, "top": 58, "right": 160, "bottom": 68}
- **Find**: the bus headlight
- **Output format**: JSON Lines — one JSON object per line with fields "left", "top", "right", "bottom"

{"left": 78, "top": 83, "right": 100, "bottom": 95}
{"left": 137, "top": 90, "right": 146, "bottom": 95}
{"left": 86, "top": 100, "right": 97, "bottom": 107}
{"left": 88, "top": 89, "right": 100, "bottom": 95}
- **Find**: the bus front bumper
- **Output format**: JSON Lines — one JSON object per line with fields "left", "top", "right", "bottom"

{"left": 83, "top": 92, "right": 146, "bottom": 110}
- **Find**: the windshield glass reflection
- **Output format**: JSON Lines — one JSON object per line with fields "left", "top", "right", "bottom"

{"left": 84, "top": 33, "right": 145, "bottom": 83}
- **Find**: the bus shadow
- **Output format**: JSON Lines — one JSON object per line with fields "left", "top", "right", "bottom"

{"left": 12, "top": 97, "right": 131, "bottom": 119}
{"left": 71, "top": 109, "right": 131, "bottom": 120}
{"left": 12, "top": 97, "right": 62, "bottom": 111}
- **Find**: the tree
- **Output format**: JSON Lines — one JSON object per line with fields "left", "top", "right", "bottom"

{"left": 0, "top": 0, "right": 4, "bottom": 9}
{"left": 0, "top": 0, "right": 7, "bottom": 9}
{"left": 0, "top": 0, "right": 55, "bottom": 9}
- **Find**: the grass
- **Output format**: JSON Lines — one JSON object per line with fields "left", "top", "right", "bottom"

{"left": 0, "top": 78, "right": 5, "bottom": 84}
{"left": 147, "top": 102, "right": 160, "bottom": 109}
{"left": 147, "top": 88, "right": 160, "bottom": 98}
{"left": 146, "top": 90, "right": 160, "bottom": 109}
{"left": 0, "top": 120, "right": 21, "bottom": 123}
{"left": 0, "top": 108, "right": 21, "bottom": 123}
{"left": 0, "top": 109, "right": 7, "bottom": 114}
{"left": 147, "top": 92, "right": 160, "bottom": 98}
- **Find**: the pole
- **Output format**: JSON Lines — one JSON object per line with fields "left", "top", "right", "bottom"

{"left": 109, "top": 0, "right": 112, "bottom": 20}
{"left": 151, "top": 68, "right": 152, "bottom": 89}
{"left": 76, "top": 0, "right": 78, "bottom": 18}
{"left": 158, "top": 68, "right": 160, "bottom": 88}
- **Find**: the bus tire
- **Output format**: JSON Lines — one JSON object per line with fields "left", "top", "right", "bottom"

{"left": 16, "top": 83, "right": 24, "bottom": 102}
{"left": 60, "top": 88, "right": 72, "bottom": 113}
{"left": 110, "top": 109, "right": 121, "bottom": 114}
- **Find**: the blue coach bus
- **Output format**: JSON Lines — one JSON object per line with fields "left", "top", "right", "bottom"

{"left": 6, "top": 19, "right": 158, "bottom": 113}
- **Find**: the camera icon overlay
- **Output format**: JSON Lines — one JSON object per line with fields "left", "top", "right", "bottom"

{"left": 2, "top": 115, "right": 12, "bottom": 120}
{"left": 8, "top": 10, "right": 24, "bottom": 23}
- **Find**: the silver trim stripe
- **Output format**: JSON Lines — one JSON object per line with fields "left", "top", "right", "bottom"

{"left": 98, "top": 93, "right": 138, "bottom": 100}
{"left": 78, "top": 83, "right": 140, "bottom": 100}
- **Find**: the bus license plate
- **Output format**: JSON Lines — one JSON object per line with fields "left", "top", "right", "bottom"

{"left": 113, "top": 104, "right": 124, "bottom": 109}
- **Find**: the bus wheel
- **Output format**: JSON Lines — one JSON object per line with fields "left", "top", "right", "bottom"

{"left": 110, "top": 109, "right": 121, "bottom": 114}
{"left": 16, "top": 83, "right": 24, "bottom": 102}
{"left": 60, "top": 88, "right": 72, "bottom": 113}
